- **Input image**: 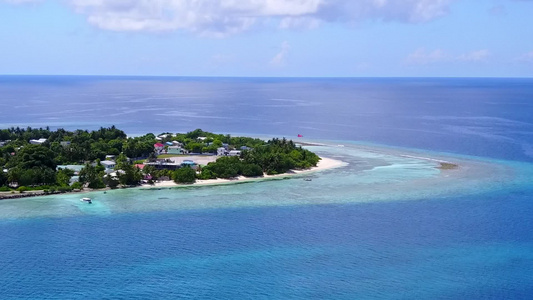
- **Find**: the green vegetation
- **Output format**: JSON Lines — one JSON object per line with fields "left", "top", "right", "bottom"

{"left": 198, "top": 138, "right": 320, "bottom": 179}
{"left": 0, "top": 127, "right": 320, "bottom": 193}
{"left": 173, "top": 167, "right": 196, "bottom": 184}
{"left": 79, "top": 163, "right": 105, "bottom": 189}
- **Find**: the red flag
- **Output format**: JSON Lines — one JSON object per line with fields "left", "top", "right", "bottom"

{"left": 297, "top": 134, "right": 303, "bottom": 137}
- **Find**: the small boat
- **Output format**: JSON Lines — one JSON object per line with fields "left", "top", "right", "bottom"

{"left": 80, "top": 197, "right": 92, "bottom": 204}
{"left": 304, "top": 178, "right": 312, "bottom": 181}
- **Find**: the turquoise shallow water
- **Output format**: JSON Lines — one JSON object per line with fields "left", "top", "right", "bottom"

{"left": 0, "top": 142, "right": 524, "bottom": 220}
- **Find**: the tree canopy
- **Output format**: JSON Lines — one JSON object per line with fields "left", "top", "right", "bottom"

{"left": 0, "top": 127, "right": 320, "bottom": 191}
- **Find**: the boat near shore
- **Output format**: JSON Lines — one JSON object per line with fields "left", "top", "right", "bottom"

{"left": 80, "top": 197, "right": 92, "bottom": 204}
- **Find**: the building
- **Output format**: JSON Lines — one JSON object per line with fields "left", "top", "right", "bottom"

{"left": 217, "top": 147, "right": 227, "bottom": 156}
{"left": 167, "top": 146, "right": 187, "bottom": 155}
{"left": 60, "top": 141, "right": 71, "bottom": 147}
{"left": 181, "top": 160, "right": 198, "bottom": 169}
{"left": 29, "top": 138, "right": 47, "bottom": 145}
{"left": 0, "top": 140, "right": 10, "bottom": 147}
{"left": 154, "top": 143, "right": 165, "bottom": 154}
{"left": 100, "top": 160, "right": 116, "bottom": 173}
{"left": 145, "top": 159, "right": 180, "bottom": 170}
{"left": 228, "top": 150, "right": 242, "bottom": 157}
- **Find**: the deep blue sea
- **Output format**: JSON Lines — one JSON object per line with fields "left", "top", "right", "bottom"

{"left": 1, "top": 76, "right": 533, "bottom": 299}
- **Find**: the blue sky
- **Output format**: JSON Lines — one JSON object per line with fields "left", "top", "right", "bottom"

{"left": 1, "top": 0, "right": 532, "bottom": 77}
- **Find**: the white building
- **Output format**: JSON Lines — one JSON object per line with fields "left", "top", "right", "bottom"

{"left": 100, "top": 160, "right": 116, "bottom": 173}
{"left": 217, "top": 147, "right": 227, "bottom": 156}
{"left": 228, "top": 150, "right": 241, "bottom": 157}
{"left": 29, "top": 138, "right": 47, "bottom": 145}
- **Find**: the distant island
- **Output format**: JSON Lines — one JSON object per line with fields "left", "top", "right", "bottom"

{"left": 0, "top": 127, "right": 321, "bottom": 199}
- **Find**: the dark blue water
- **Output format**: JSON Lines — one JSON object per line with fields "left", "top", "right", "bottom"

{"left": 1, "top": 76, "right": 532, "bottom": 162}
{"left": 1, "top": 77, "right": 533, "bottom": 299}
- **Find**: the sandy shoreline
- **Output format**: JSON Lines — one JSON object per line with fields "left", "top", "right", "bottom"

{"left": 0, "top": 156, "right": 347, "bottom": 200}
{"left": 140, "top": 156, "right": 347, "bottom": 188}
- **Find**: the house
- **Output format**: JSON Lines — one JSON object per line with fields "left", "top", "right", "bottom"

{"left": 29, "top": 138, "right": 47, "bottom": 145}
{"left": 165, "top": 141, "right": 174, "bottom": 146}
{"left": 171, "top": 141, "right": 183, "bottom": 147}
{"left": 100, "top": 160, "right": 116, "bottom": 173}
{"left": 105, "top": 155, "right": 116, "bottom": 161}
{"left": 154, "top": 143, "right": 165, "bottom": 153}
{"left": 167, "top": 146, "right": 187, "bottom": 155}
{"left": 145, "top": 159, "right": 180, "bottom": 170}
{"left": 217, "top": 147, "right": 227, "bottom": 156}
{"left": 240, "top": 146, "right": 251, "bottom": 151}
{"left": 60, "top": 141, "right": 71, "bottom": 147}
{"left": 181, "top": 160, "right": 197, "bottom": 169}
{"left": 228, "top": 150, "right": 241, "bottom": 157}
{"left": 197, "top": 137, "right": 207, "bottom": 141}
{"left": 0, "top": 140, "right": 10, "bottom": 147}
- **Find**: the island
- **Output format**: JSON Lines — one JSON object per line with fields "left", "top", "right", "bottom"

{"left": 0, "top": 126, "right": 324, "bottom": 199}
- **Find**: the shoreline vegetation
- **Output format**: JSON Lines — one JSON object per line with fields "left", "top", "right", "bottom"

{"left": 0, "top": 126, "right": 326, "bottom": 200}
{"left": 0, "top": 157, "right": 346, "bottom": 200}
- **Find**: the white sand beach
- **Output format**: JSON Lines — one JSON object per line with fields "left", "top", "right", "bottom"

{"left": 141, "top": 156, "right": 347, "bottom": 188}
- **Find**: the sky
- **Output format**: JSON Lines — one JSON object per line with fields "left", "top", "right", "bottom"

{"left": 0, "top": 0, "right": 532, "bottom": 77}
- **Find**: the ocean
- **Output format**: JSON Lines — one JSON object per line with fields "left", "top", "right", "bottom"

{"left": 0, "top": 76, "right": 532, "bottom": 299}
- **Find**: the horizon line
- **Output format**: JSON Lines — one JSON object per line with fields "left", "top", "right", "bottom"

{"left": 1, "top": 74, "right": 532, "bottom": 79}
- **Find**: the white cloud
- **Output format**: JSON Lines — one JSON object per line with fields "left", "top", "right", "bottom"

{"left": 406, "top": 48, "right": 491, "bottom": 64}
{"left": 518, "top": 51, "right": 533, "bottom": 62}
{"left": 406, "top": 48, "right": 447, "bottom": 64}
{"left": 58, "top": 0, "right": 455, "bottom": 36}
{"left": 270, "top": 41, "right": 290, "bottom": 66}
{"left": 279, "top": 17, "right": 321, "bottom": 30}
{"left": 456, "top": 49, "right": 490, "bottom": 62}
